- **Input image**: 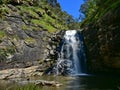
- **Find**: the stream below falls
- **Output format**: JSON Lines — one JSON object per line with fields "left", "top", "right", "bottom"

{"left": 0, "top": 75, "right": 120, "bottom": 90}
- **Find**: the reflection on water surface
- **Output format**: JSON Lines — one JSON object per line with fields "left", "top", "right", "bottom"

{"left": 0, "top": 75, "right": 120, "bottom": 90}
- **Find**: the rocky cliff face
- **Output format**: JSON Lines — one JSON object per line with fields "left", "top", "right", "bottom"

{"left": 0, "top": 0, "right": 68, "bottom": 70}
{"left": 0, "top": 16, "right": 45, "bottom": 69}
{"left": 82, "top": 7, "right": 120, "bottom": 73}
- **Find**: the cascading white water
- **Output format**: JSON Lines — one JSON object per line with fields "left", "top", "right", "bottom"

{"left": 53, "top": 30, "right": 87, "bottom": 75}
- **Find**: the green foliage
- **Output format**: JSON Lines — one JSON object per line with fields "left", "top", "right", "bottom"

{"left": 13, "top": 84, "right": 41, "bottom": 90}
{"left": 17, "top": 0, "right": 80, "bottom": 30}
{"left": 33, "top": 6, "right": 45, "bottom": 15}
{"left": 0, "top": 0, "right": 12, "bottom": 4}
{"left": 6, "top": 47, "right": 15, "bottom": 54}
{"left": 0, "top": 5, "right": 10, "bottom": 18}
{"left": 17, "top": 6, "right": 40, "bottom": 19}
{"left": 0, "top": 47, "right": 15, "bottom": 62}
{"left": 31, "top": 19, "right": 56, "bottom": 32}
{"left": 22, "top": 25, "right": 40, "bottom": 31}
{"left": 0, "top": 0, "right": 80, "bottom": 33}
{"left": 18, "top": 2, "right": 72, "bottom": 32}
{"left": 0, "top": 30, "right": 6, "bottom": 39}
{"left": 80, "top": 0, "right": 120, "bottom": 26}
{"left": 25, "top": 37, "right": 36, "bottom": 44}
{"left": 0, "top": 49, "right": 7, "bottom": 61}
{"left": 97, "top": 0, "right": 120, "bottom": 21}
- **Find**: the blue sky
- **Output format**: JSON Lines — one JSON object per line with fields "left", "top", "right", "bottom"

{"left": 57, "top": 0, "right": 84, "bottom": 19}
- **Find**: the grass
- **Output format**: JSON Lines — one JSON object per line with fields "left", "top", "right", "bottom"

{"left": 25, "top": 37, "right": 36, "bottom": 44}
{"left": 17, "top": 6, "right": 46, "bottom": 19}
{"left": 18, "top": 5, "right": 57, "bottom": 32}
{"left": 17, "top": 6, "right": 40, "bottom": 19}
{"left": 30, "top": 13, "right": 68, "bottom": 32}
{"left": 33, "top": 6, "right": 45, "bottom": 15}
{"left": 12, "top": 84, "right": 41, "bottom": 90}
{"left": 17, "top": 4, "right": 68, "bottom": 32}
{"left": 0, "top": 46, "right": 15, "bottom": 62}
{"left": 0, "top": 1, "right": 69, "bottom": 33}
{"left": 43, "top": 14, "right": 56, "bottom": 25}
{"left": 18, "top": 4, "right": 66, "bottom": 32}
{"left": 0, "top": 5, "right": 10, "bottom": 18}
{"left": 31, "top": 19, "right": 56, "bottom": 32}
{"left": 22, "top": 25, "right": 40, "bottom": 31}
{"left": 0, "top": 30, "right": 6, "bottom": 39}
{"left": 43, "top": 14, "right": 67, "bottom": 30}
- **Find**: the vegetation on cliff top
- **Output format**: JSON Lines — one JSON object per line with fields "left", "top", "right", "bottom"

{"left": 0, "top": 0, "right": 80, "bottom": 32}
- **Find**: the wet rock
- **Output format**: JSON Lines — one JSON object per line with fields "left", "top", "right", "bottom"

{"left": 35, "top": 80, "right": 62, "bottom": 87}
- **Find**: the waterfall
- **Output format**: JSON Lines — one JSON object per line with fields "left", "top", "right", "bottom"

{"left": 53, "top": 30, "right": 87, "bottom": 75}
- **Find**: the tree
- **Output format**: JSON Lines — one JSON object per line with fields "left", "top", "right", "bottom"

{"left": 79, "top": 0, "right": 120, "bottom": 26}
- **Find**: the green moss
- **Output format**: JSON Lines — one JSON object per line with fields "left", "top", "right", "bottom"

{"left": 22, "top": 25, "right": 41, "bottom": 31}
{"left": 17, "top": 6, "right": 40, "bottom": 19}
{"left": 0, "top": 30, "right": 6, "bottom": 39}
{"left": 0, "top": 0, "right": 12, "bottom": 4}
{"left": 43, "top": 14, "right": 55, "bottom": 23}
{"left": 18, "top": 5, "right": 66, "bottom": 32}
{"left": 0, "top": 46, "right": 15, "bottom": 62}
{"left": 6, "top": 46, "right": 15, "bottom": 54}
{"left": 0, "top": 5, "right": 10, "bottom": 18}
{"left": 22, "top": 25, "right": 32, "bottom": 31}
{"left": 27, "top": 0, "right": 33, "bottom": 1}
{"left": 44, "top": 14, "right": 62, "bottom": 29}
{"left": 50, "top": 13, "right": 58, "bottom": 19}
{"left": 31, "top": 19, "right": 43, "bottom": 25}
{"left": 25, "top": 37, "right": 36, "bottom": 44}
{"left": 17, "top": 3, "right": 69, "bottom": 32}
{"left": 39, "top": 59, "right": 44, "bottom": 64}
{"left": 46, "top": 25, "right": 56, "bottom": 32}
{"left": 43, "top": 14, "right": 68, "bottom": 30}
{"left": 33, "top": 6, "right": 45, "bottom": 15}
{"left": 17, "top": 6, "right": 46, "bottom": 19}
{"left": 0, "top": 49, "right": 7, "bottom": 61}
{"left": 31, "top": 19, "right": 56, "bottom": 32}
{"left": 40, "top": 2, "right": 50, "bottom": 9}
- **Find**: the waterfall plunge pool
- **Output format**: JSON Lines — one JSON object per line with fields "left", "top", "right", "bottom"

{"left": 0, "top": 75, "right": 120, "bottom": 90}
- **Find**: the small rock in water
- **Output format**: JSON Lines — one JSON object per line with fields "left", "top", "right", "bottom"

{"left": 35, "top": 80, "right": 62, "bottom": 87}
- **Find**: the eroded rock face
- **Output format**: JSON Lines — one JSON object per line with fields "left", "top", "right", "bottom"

{"left": 82, "top": 7, "right": 120, "bottom": 73}
{"left": 43, "top": 31, "right": 65, "bottom": 72}
{"left": 0, "top": 5, "right": 67, "bottom": 77}
{"left": 0, "top": 4, "right": 55, "bottom": 71}
{"left": 0, "top": 66, "right": 43, "bottom": 80}
{"left": 0, "top": 17, "right": 46, "bottom": 69}
{"left": 0, "top": 20, "right": 63, "bottom": 75}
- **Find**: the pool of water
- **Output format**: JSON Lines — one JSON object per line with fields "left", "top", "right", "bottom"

{"left": 0, "top": 74, "right": 120, "bottom": 90}
{"left": 66, "top": 75, "right": 120, "bottom": 90}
